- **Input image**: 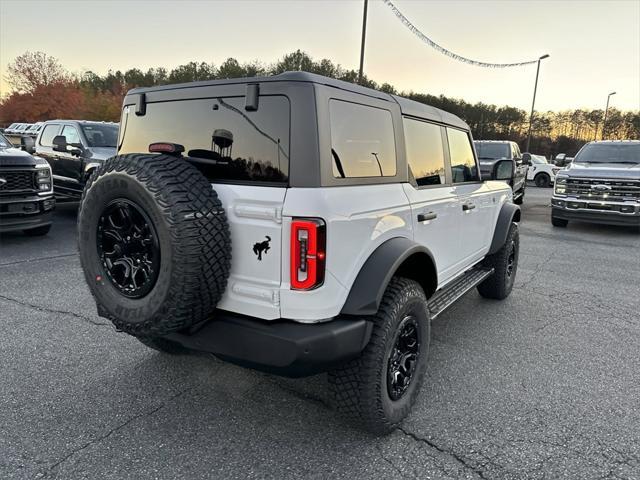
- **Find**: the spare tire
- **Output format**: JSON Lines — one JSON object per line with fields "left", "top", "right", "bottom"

{"left": 78, "top": 153, "right": 231, "bottom": 336}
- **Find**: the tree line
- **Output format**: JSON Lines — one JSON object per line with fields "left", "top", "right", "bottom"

{"left": 1, "top": 50, "right": 638, "bottom": 158}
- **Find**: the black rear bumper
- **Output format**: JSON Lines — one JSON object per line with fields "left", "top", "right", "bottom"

{"left": 166, "top": 312, "right": 373, "bottom": 377}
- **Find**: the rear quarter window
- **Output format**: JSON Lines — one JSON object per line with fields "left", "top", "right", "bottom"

{"left": 39, "top": 124, "right": 60, "bottom": 147}
{"left": 119, "top": 96, "right": 290, "bottom": 184}
{"left": 329, "top": 99, "right": 396, "bottom": 178}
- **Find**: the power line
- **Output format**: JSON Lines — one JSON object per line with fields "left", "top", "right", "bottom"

{"left": 383, "top": 0, "right": 540, "bottom": 68}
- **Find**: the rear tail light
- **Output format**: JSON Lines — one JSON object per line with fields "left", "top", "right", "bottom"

{"left": 290, "top": 218, "right": 326, "bottom": 290}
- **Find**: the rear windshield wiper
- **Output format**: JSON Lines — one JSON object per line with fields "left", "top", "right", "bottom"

{"left": 331, "top": 148, "right": 346, "bottom": 178}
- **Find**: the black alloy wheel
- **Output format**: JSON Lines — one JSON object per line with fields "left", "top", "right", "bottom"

{"left": 97, "top": 199, "right": 160, "bottom": 299}
{"left": 387, "top": 315, "right": 421, "bottom": 401}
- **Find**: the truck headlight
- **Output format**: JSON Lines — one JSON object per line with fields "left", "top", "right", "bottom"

{"left": 36, "top": 166, "right": 52, "bottom": 191}
{"left": 554, "top": 176, "right": 568, "bottom": 195}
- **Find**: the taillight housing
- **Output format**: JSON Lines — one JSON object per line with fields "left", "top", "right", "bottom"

{"left": 290, "top": 218, "right": 326, "bottom": 290}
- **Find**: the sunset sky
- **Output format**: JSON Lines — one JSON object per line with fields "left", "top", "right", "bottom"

{"left": 1, "top": 0, "right": 639, "bottom": 112}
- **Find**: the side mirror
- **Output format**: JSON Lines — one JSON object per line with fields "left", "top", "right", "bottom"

{"left": 52, "top": 135, "right": 67, "bottom": 152}
{"left": 20, "top": 136, "right": 35, "bottom": 154}
{"left": 492, "top": 159, "right": 515, "bottom": 181}
{"left": 521, "top": 153, "right": 531, "bottom": 165}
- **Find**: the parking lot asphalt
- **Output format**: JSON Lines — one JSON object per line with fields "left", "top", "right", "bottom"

{"left": 1, "top": 187, "right": 639, "bottom": 480}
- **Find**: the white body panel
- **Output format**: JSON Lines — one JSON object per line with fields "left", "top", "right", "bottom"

{"left": 280, "top": 184, "right": 412, "bottom": 322}
{"left": 212, "top": 181, "right": 511, "bottom": 323}
{"left": 212, "top": 183, "right": 286, "bottom": 320}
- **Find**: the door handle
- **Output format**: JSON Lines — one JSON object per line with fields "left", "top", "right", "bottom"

{"left": 417, "top": 212, "right": 437, "bottom": 222}
{"left": 462, "top": 203, "right": 476, "bottom": 211}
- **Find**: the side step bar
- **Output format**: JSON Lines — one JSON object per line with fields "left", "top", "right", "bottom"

{"left": 428, "top": 266, "right": 494, "bottom": 319}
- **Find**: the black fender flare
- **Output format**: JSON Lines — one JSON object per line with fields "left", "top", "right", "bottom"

{"left": 488, "top": 202, "right": 521, "bottom": 255}
{"left": 340, "top": 237, "right": 437, "bottom": 316}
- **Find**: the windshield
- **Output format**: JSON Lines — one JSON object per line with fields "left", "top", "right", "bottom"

{"left": 474, "top": 142, "right": 509, "bottom": 160}
{"left": 0, "top": 132, "right": 11, "bottom": 147}
{"left": 81, "top": 123, "right": 119, "bottom": 148}
{"left": 531, "top": 155, "right": 548, "bottom": 164}
{"left": 575, "top": 143, "right": 640, "bottom": 164}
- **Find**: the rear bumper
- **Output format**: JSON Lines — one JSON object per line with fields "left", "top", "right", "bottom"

{"left": 0, "top": 195, "right": 55, "bottom": 233}
{"left": 166, "top": 311, "right": 373, "bottom": 377}
{"left": 551, "top": 198, "right": 640, "bottom": 226}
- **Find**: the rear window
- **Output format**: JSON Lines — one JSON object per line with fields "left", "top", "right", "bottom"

{"left": 474, "top": 142, "right": 510, "bottom": 160}
{"left": 120, "top": 96, "right": 290, "bottom": 184}
{"left": 81, "top": 123, "right": 119, "bottom": 148}
{"left": 39, "top": 124, "right": 60, "bottom": 147}
{"left": 329, "top": 100, "right": 396, "bottom": 178}
{"left": 575, "top": 143, "right": 640, "bottom": 164}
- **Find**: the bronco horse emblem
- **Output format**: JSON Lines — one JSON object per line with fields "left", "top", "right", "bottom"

{"left": 253, "top": 236, "right": 271, "bottom": 261}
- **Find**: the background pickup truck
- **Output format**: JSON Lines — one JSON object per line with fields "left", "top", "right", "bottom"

{"left": 35, "top": 120, "right": 118, "bottom": 200}
{"left": 475, "top": 140, "right": 527, "bottom": 204}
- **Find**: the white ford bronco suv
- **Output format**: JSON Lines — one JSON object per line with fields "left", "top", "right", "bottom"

{"left": 77, "top": 72, "right": 521, "bottom": 433}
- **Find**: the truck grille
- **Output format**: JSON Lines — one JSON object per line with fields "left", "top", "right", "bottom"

{"left": 565, "top": 178, "right": 640, "bottom": 202}
{"left": 0, "top": 169, "right": 38, "bottom": 195}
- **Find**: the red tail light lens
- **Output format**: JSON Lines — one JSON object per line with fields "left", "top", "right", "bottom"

{"left": 290, "top": 218, "right": 326, "bottom": 290}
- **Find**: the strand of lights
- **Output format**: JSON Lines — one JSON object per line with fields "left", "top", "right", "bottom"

{"left": 383, "top": 0, "right": 540, "bottom": 68}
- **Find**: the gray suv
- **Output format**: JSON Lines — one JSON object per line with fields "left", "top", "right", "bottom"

{"left": 35, "top": 120, "right": 118, "bottom": 199}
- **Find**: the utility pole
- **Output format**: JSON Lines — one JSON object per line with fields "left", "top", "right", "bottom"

{"left": 358, "top": 0, "right": 369, "bottom": 85}
{"left": 525, "top": 54, "right": 549, "bottom": 153}
{"left": 602, "top": 91, "right": 616, "bottom": 140}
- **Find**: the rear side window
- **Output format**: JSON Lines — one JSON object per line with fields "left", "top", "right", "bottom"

{"left": 61, "top": 125, "right": 81, "bottom": 145}
{"left": 120, "top": 96, "right": 290, "bottom": 184}
{"left": 447, "top": 128, "right": 479, "bottom": 183}
{"left": 403, "top": 118, "right": 446, "bottom": 186}
{"left": 329, "top": 100, "right": 396, "bottom": 178}
{"left": 39, "top": 124, "right": 60, "bottom": 147}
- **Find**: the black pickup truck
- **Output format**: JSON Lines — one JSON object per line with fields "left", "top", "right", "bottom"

{"left": 475, "top": 140, "right": 528, "bottom": 204}
{"left": 0, "top": 132, "right": 55, "bottom": 235}
{"left": 35, "top": 120, "right": 118, "bottom": 200}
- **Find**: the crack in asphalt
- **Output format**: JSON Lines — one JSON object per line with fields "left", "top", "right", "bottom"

{"left": 0, "top": 252, "right": 77, "bottom": 268}
{"left": 42, "top": 388, "right": 192, "bottom": 479}
{"left": 398, "top": 427, "right": 488, "bottom": 479}
{"left": 0, "top": 293, "right": 110, "bottom": 328}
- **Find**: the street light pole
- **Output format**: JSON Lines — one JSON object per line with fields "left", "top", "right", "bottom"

{"left": 525, "top": 54, "right": 549, "bottom": 153}
{"left": 602, "top": 91, "right": 616, "bottom": 140}
{"left": 358, "top": 0, "right": 369, "bottom": 85}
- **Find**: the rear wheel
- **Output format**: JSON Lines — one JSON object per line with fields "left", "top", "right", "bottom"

{"left": 329, "top": 277, "right": 430, "bottom": 434}
{"left": 535, "top": 173, "right": 551, "bottom": 188}
{"left": 514, "top": 191, "right": 524, "bottom": 205}
{"left": 478, "top": 223, "right": 519, "bottom": 300}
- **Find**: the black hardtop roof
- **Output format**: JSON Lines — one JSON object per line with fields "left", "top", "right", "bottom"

{"left": 127, "top": 71, "right": 469, "bottom": 130}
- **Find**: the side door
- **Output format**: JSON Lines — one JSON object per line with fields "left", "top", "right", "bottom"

{"left": 512, "top": 143, "right": 527, "bottom": 193}
{"left": 446, "top": 127, "right": 494, "bottom": 265}
{"left": 56, "top": 124, "right": 85, "bottom": 194}
{"left": 402, "top": 117, "right": 461, "bottom": 284}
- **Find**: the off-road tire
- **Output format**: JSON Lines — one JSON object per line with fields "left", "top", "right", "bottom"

{"left": 478, "top": 223, "right": 519, "bottom": 300}
{"left": 23, "top": 224, "right": 51, "bottom": 236}
{"left": 329, "top": 277, "right": 430, "bottom": 434}
{"left": 137, "top": 336, "right": 189, "bottom": 355}
{"left": 78, "top": 153, "right": 231, "bottom": 337}
{"left": 534, "top": 173, "right": 551, "bottom": 188}
{"left": 551, "top": 216, "right": 568, "bottom": 228}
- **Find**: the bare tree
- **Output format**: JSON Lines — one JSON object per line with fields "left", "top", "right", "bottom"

{"left": 5, "top": 51, "right": 68, "bottom": 93}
